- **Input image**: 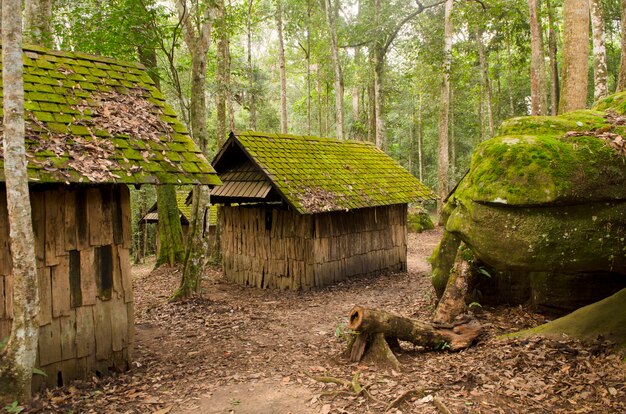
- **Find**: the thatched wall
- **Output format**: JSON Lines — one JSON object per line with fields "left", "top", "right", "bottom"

{"left": 220, "top": 204, "right": 407, "bottom": 290}
{"left": 0, "top": 184, "right": 133, "bottom": 390}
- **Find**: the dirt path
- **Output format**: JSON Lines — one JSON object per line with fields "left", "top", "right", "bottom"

{"left": 32, "top": 229, "right": 625, "bottom": 414}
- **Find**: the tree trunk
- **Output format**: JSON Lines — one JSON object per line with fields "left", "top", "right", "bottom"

{"left": 324, "top": 0, "right": 344, "bottom": 140}
{"left": 528, "top": 0, "right": 548, "bottom": 115}
{"left": 173, "top": 0, "right": 216, "bottom": 300}
{"left": 617, "top": 0, "right": 626, "bottom": 92}
{"left": 347, "top": 306, "right": 481, "bottom": 355}
{"left": 0, "top": 0, "right": 39, "bottom": 401}
{"left": 433, "top": 246, "right": 473, "bottom": 325}
{"left": 506, "top": 36, "right": 515, "bottom": 116}
{"left": 476, "top": 29, "right": 494, "bottom": 137}
{"left": 417, "top": 95, "right": 423, "bottom": 182}
{"left": 450, "top": 86, "right": 455, "bottom": 185}
{"left": 352, "top": 47, "right": 360, "bottom": 132}
{"left": 590, "top": 0, "right": 608, "bottom": 101}
{"left": 247, "top": 0, "right": 257, "bottom": 130}
{"left": 547, "top": 0, "right": 560, "bottom": 115}
{"left": 305, "top": 0, "right": 311, "bottom": 135}
{"left": 216, "top": 0, "right": 228, "bottom": 145}
{"left": 437, "top": 0, "right": 453, "bottom": 221}
{"left": 367, "top": 80, "right": 375, "bottom": 143}
{"left": 24, "top": 0, "right": 53, "bottom": 47}
{"left": 374, "top": 54, "right": 385, "bottom": 149}
{"left": 276, "top": 0, "right": 288, "bottom": 134}
{"left": 559, "top": 0, "right": 589, "bottom": 113}
{"left": 155, "top": 185, "right": 185, "bottom": 267}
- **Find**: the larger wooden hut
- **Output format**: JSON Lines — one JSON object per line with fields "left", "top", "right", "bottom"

{"left": 211, "top": 132, "right": 435, "bottom": 290}
{"left": 0, "top": 45, "right": 221, "bottom": 390}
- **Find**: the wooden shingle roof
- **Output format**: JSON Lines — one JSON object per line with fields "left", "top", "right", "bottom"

{"left": 0, "top": 45, "right": 221, "bottom": 186}
{"left": 212, "top": 131, "right": 435, "bottom": 214}
{"left": 141, "top": 190, "right": 219, "bottom": 226}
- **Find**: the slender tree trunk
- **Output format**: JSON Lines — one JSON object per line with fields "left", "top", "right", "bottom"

{"left": 305, "top": 0, "right": 311, "bottom": 134}
{"left": 247, "top": 0, "right": 257, "bottom": 130}
{"left": 476, "top": 28, "right": 494, "bottom": 137}
{"left": 559, "top": 0, "right": 589, "bottom": 113}
{"left": 216, "top": 0, "right": 228, "bottom": 145}
{"left": 173, "top": 0, "right": 216, "bottom": 300}
{"left": 590, "top": 0, "right": 608, "bottom": 101}
{"left": 617, "top": 0, "right": 626, "bottom": 92}
{"left": 0, "top": 0, "right": 39, "bottom": 401}
{"left": 417, "top": 95, "right": 423, "bottom": 182}
{"left": 276, "top": 0, "right": 288, "bottom": 133}
{"left": 352, "top": 47, "right": 360, "bottom": 129}
{"left": 324, "top": 0, "right": 344, "bottom": 139}
{"left": 547, "top": 0, "right": 560, "bottom": 115}
{"left": 437, "top": 0, "right": 453, "bottom": 221}
{"left": 374, "top": 56, "right": 386, "bottom": 149}
{"left": 367, "top": 80, "right": 375, "bottom": 143}
{"left": 528, "top": 0, "right": 548, "bottom": 115}
{"left": 24, "top": 0, "right": 52, "bottom": 47}
{"left": 155, "top": 186, "right": 185, "bottom": 267}
{"left": 506, "top": 36, "right": 515, "bottom": 116}
{"left": 317, "top": 64, "right": 323, "bottom": 135}
{"left": 450, "top": 87, "right": 455, "bottom": 185}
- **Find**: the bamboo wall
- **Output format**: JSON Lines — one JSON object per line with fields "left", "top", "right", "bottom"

{"left": 220, "top": 204, "right": 407, "bottom": 290}
{"left": 0, "top": 184, "right": 134, "bottom": 391}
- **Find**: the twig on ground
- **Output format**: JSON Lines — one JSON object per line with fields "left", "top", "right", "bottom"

{"left": 385, "top": 389, "right": 423, "bottom": 412}
{"left": 433, "top": 396, "right": 452, "bottom": 414}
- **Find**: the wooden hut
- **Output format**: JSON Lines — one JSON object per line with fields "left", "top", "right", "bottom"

{"left": 211, "top": 132, "right": 435, "bottom": 290}
{"left": 0, "top": 45, "right": 221, "bottom": 390}
{"left": 139, "top": 190, "right": 219, "bottom": 255}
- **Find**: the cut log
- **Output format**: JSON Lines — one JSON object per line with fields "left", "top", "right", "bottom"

{"left": 348, "top": 305, "right": 481, "bottom": 353}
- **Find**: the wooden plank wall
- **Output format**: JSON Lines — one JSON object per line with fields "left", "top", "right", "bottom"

{"left": 312, "top": 204, "right": 407, "bottom": 287}
{"left": 220, "top": 204, "right": 407, "bottom": 290}
{"left": 220, "top": 206, "right": 314, "bottom": 290}
{"left": 0, "top": 184, "right": 134, "bottom": 391}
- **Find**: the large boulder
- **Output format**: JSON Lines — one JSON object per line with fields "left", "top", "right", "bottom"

{"left": 432, "top": 94, "right": 626, "bottom": 314}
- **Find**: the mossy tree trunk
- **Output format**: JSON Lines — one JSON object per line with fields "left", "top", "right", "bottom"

{"left": 437, "top": 0, "right": 453, "bottom": 221}
{"left": 276, "top": 0, "right": 288, "bottom": 134}
{"left": 590, "top": 0, "right": 609, "bottom": 101}
{"left": 172, "top": 0, "right": 216, "bottom": 300}
{"left": 0, "top": 0, "right": 39, "bottom": 402}
{"left": 617, "top": 0, "right": 626, "bottom": 92}
{"left": 156, "top": 185, "right": 185, "bottom": 267}
{"left": 528, "top": 0, "right": 548, "bottom": 116}
{"left": 546, "top": 0, "right": 559, "bottom": 115}
{"left": 559, "top": 0, "right": 589, "bottom": 113}
{"left": 24, "top": 0, "right": 53, "bottom": 47}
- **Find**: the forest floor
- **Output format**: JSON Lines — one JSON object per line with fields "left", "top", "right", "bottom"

{"left": 29, "top": 228, "right": 626, "bottom": 414}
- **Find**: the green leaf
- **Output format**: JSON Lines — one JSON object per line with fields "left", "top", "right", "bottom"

{"left": 477, "top": 267, "right": 492, "bottom": 278}
{"left": 4, "top": 401, "right": 24, "bottom": 413}
{"left": 32, "top": 367, "right": 48, "bottom": 377}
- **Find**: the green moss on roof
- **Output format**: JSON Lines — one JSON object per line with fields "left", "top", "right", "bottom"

{"left": 0, "top": 45, "right": 221, "bottom": 187}
{"left": 218, "top": 132, "right": 435, "bottom": 214}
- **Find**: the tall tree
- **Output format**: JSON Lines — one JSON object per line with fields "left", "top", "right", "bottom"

{"left": 437, "top": 0, "right": 453, "bottom": 220}
{"left": 0, "top": 0, "right": 39, "bottom": 401}
{"left": 216, "top": 0, "right": 229, "bottom": 144}
{"left": 590, "top": 0, "right": 608, "bottom": 101}
{"left": 528, "top": 0, "right": 548, "bottom": 115}
{"left": 24, "top": 0, "right": 53, "bottom": 47}
{"left": 276, "top": 0, "right": 288, "bottom": 133}
{"left": 559, "top": 0, "right": 589, "bottom": 113}
{"left": 547, "top": 0, "right": 559, "bottom": 115}
{"left": 246, "top": 0, "right": 257, "bottom": 129}
{"left": 172, "top": 0, "right": 218, "bottom": 300}
{"left": 324, "top": 0, "right": 344, "bottom": 139}
{"left": 617, "top": 0, "right": 626, "bottom": 92}
{"left": 155, "top": 186, "right": 185, "bottom": 267}
{"left": 475, "top": 27, "right": 494, "bottom": 137}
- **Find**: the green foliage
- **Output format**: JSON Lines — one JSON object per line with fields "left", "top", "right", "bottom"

{"left": 31, "top": 367, "right": 48, "bottom": 377}
{"left": 3, "top": 401, "right": 24, "bottom": 414}
{"left": 0, "top": 336, "right": 7, "bottom": 352}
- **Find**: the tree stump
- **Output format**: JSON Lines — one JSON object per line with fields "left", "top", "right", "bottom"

{"left": 347, "top": 306, "right": 482, "bottom": 366}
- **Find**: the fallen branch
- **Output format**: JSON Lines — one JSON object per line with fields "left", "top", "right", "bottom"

{"left": 385, "top": 389, "right": 423, "bottom": 412}
{"left": 433, "top": 396, "right": 452, "bottom": 414}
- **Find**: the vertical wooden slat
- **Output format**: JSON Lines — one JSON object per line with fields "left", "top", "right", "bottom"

{"left": 100, "top": 186, "right": 114, "bottom": 245}
{"left": 30, "top": 190, "right": 45, "bottom": 264}
{"left": 80, "top": 249, "right": 96, "bottom": 306}
{"left": 0, "top": 275, "right": 4, "bottom": 319}
{"left": 111, "top": 298, "right": 127, "bottom": 352}
{"left": 93, "top": 299, "right": 112, "bottom": 361}
{"left": 64, "top": 189, "right": 77, "bottom": 250}
{"left": 126, "top": 301, "right": 135, "bottom": 361}
{"left": 76, "top": 187, "right": 90, "bottom": 251}
{"left": 38, "top": 266, "right": 52, "bottom": 326}
{"left": 119, "top": 185, "right": 132, "bottom": 249}
{"left": 118, "top": 247, "right": 133, "bottom": 303}
{"left": 87, "top": 188, "right": 103, "bottom": 247}
{"left": 52, "top": 255, "right": 71, "bottom": 318}
{"left": 75, "top": 306, "right": 95, "bottom": 359}
{"left": 45, "top": 189, "right": 62, "bottom": 266}
{"left": 39, "top": 317, "right": 62, "bottom": 366}
{"left": 60, "top": 310, "right": 77, "bottom": 361}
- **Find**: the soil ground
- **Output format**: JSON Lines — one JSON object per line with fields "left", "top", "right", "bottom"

{"left": 27, "top": 229, "right": 626, "bottom": 414}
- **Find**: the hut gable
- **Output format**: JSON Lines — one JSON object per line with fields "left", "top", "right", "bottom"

{"left": 212, "top": 131, "right": 435, "bottom": 213}
{"left": 0, "top": 45, "right": 221, "bottom": 186}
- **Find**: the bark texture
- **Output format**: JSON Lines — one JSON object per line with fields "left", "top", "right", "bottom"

{"left": 559, "top": 0, "right": 589, "bottom": 113}
{"left": 437, "top": 0, "right": 453, "bottom": 220}
{"left": 528, "top": 0, "right": 548, "bottom": 115}
{"left": 24, "top": 0, "right": 53, "bottom": 47}
{"left": 324, "top": 0, "right": 344, "bottom": 140}
{"left": 155, "top": 185, "right": 185, "bottom": 267}
{"left": 0, "top": 0, "right": 39, "bottom": 401}
{"left": 476, "top": 29, "right": 494, "bottom": 136}
{"left": 276, "top": 0, "right": 288, "bottom": 134}
{"left": 547, "top": 0, "right": 559, "bottom": 115}
{"left": 617, "top": 0, "right": 626, "bottom": 92}
{"left": 173, "top": 0, "right": 216, "bottom": 300}
{"left": 590, "top": 0, "right": 608, "bottom": 101}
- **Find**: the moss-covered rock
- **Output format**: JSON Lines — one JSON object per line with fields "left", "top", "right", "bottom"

{"left": 432, "top": 93, "right": 626, "bottom": 314}
{"left": 407, "top": 207, "right": 435, "bottom": 233}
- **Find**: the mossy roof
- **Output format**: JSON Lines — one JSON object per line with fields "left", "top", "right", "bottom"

{"left": 141, "top": 190, "right": 218, "bottom": 225}
{"left": 453, "top": 99, "right": 626, "bottom": 206}
{"left": 0, "top": 44, "right": 221, "bottom": 186}
{"left": 213, "top": 131, "right": 435, "bottom": 214}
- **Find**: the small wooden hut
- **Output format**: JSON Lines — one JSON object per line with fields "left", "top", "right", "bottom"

{"left": 139, "top": 190, "right": 219, "bottom": 255}
{"left": 0, "top": 45, "right": 220, "bottom": 390}
{"left": 211, "top": 132, "right": 435, "bottom": 290}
